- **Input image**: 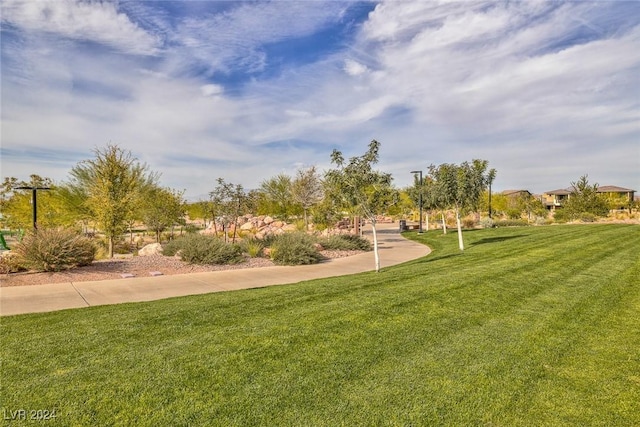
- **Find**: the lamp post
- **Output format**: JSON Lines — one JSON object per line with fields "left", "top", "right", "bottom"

{"left": 410, "top": 170, "right": 423, "bottom": 233}
{"left": 13, "top": 186, "right": 51, "bottom": 230}
{"left": 487, "top": 168, "right": 496, "bottom": 219}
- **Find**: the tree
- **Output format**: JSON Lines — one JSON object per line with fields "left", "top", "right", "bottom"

{"left": 428, "top": 160, "right": 490, "bottom": 251}
{"left": 325, "top": 140, "right": 397, "bottom": 272}
{"left": 141, "top": 186, "right": 186, "bottom": 243}
{"left": 258, "top": 174, "right": 295, "bottom": 220}
{"left": 562, "top": 175, "right": 609, "bottom": 219}
{"left": 64, "top": 145, "right": 158, "bottom": 258}
{"left": 209, "top": 178, "right": 245, "bottom": 243}
{"left": 185, "top": 201, "right": 211, "bottom": 228}
{"left": 0, "top": 175, "right": 70, "bottom": 230}
{"left": 291, "top": 166, "right": 323, "bottom": 230}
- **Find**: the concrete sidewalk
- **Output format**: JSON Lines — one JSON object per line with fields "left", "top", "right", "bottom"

{"left": 0, "top": 224, "right": 429, "bottom": 316}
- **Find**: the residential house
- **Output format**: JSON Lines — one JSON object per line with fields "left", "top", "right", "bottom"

{"left": 542, "top": 186, "right": 636, "bottom": 211}
{"left": 596, "top": 186, "right": 636, "bottom": 211}
{"left": 542, "top": 189, "right": 571, "bottom": 210}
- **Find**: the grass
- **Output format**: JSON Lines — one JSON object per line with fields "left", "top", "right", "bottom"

{"left": 1, "top": 224, "right": 639, "bottom": 426}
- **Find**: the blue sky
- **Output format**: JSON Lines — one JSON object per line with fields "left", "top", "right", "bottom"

{"left": 1, "top": 0, "right": 639, "bottom": 200}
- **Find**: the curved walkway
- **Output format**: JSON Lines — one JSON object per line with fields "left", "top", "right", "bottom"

{"left": 0, "top": 223, "right": 430, "bottom": 316}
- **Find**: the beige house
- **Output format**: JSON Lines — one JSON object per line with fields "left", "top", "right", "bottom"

{"left": 542, "top": 189, "right": 572, "bottom": 210}
{"left": 542, "top": 186, "right": 636, "bottom": 210}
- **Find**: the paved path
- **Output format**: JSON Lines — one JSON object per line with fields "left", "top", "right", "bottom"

{"left": 0, "top": 224, "right": 429, "bottom": 316}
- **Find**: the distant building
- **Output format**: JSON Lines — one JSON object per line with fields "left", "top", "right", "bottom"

{"left": 542, "top": 189, "right": 572, "bottom": 210}
{"left": 542, "top": 186, "right": 635, "bottom": 210}
{"left": 501, "top": 190, "right": 532, "bottom": 199}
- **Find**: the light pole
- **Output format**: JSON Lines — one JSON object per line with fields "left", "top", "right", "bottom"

{"left": 487, "top": 168, "right": 496, "bottom": 219}
{"left": 410, "top": 170, "right": 423, "bottom": 233}
{"left": 14, "top": 186, "right": 51, "bottom": 230}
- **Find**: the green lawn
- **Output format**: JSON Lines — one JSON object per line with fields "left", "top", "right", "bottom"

{"left": 1, "top": 224, "right": 639, "bottom": 426}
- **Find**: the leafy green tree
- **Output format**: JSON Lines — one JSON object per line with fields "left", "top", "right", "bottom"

{"left": 325, "top": 140, "right": 398, "bottom": 272}
{"left": 428, "top": 160, "right": 490, "bottom": 250}
{"left": 141, "top": 186, "right": 186, "bottom": 243}
{"left": 185, "top": 201, "right": 211, "bottom": 228}
{"left": 291, "top": 166, "right": 323, "bottom": 230}
{"left": 258, "top": 174, "right": 295, "bottom": 220}
{"left": 64, "top": 144, "right": 158, "bottom": 258}
{"left": 407, "top": 175, "right": 440, "bottom": 231}
{"left": 0, "top": 175, "right": 71, "bottom": 230}
{"left": 562, "top": 175, "right": 609, "bottom": 219}
{"left": 209, "top": 178, "right": 246, "bottom": 243}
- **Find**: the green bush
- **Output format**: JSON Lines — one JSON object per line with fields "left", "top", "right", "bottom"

{"left": 319, "top": 234, "right": 372, "bottom": 251}
{"left": 506, "top": 209, "right": 522, "bottom": 219}
{"left": 553, "top": 209, "right": 570, "bottom": 223}
{"left": 184, "top": 224, "right": 200, "bottom": 234}
{"left": 239, "top": 238, "right": 264, "bottom": 258}
{"left": 579, "top": 212, "right": 597, "bottom": 223}
{"left": 13, "top": 228, "right": 96, "bottom": 272}
{"left": 269, "top": 232, "right": 323, "bottom": 266}
{"left": 163, "top": 233, "right": 243, "bottom": 265}
{"left": 493, "top": 219, "right": 529, "bottom": 228}
{"left": 479, "top": 217, "right": 495, "bottom": 229}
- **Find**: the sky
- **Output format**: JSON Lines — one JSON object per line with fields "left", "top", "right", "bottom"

{"left": 1, "top": 0, "right": 639, "bottom": 201}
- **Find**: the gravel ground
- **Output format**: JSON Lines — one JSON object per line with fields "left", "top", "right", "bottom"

{"left": 0, "top": 250, "right": 364, "bottom": 287}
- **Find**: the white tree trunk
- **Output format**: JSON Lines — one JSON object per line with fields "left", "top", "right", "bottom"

{"left": 372, "top": 221, "right": 380, "bottom": 272}
{"left": 441, "top": 212, "right": 447, "bottom": 234}
{"left": 456, "top": 209, "right": 464, "bottom": 251}
{"left": 425, "top": 212, "right": 429, "bottom": 231}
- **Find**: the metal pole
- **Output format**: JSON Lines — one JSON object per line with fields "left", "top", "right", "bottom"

{"left": 14, "top": 186, "right": 51, "bottom": 230}
{"left": 32, "top": 188, "right": 38, "bottom": 230}
{"left": 489, "top": 181, "right": 492, "bottom": 219}
{"left": 411, "top": 170, "right": 423, "bottom": 233}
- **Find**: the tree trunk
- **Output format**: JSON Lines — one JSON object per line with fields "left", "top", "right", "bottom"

{"left": 303, "top": 208, "right": 308, "bottom": 231}
{"left": 108, "top": 236, "right": 114, "bottom": 258}
{"left": 441, "top": 212, "right": 447, "bottom": 234}
{"left": 371, "top": 220, "right": 380, "bottom": 273}
{"left": 425, "top": 212, "right": 429, "bottom": 232}
{"left": 456, "top": 209, "right": 464, "bottom": 251}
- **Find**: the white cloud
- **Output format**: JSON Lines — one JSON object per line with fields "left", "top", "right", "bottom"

{"left": 1, "top": 1, "right": 638, "bottom": 199}
{"left": 1, "top": 0, "right": 160, "bottom": 55}
{"left": 200, "top": 84, "right": 224, "bottom": 97}
{"left": 344, "top": 59, "right": 369, "bottom": 76}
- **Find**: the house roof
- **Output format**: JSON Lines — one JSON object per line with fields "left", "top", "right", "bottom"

{"left": 596, "top": 186, "right": 636, "bottom": 193}
{"left": 544, "top": 189, "right": 571, "bottom": 195}
{"left": 501, "top": 189, "right": 531, "bottom": 196}
{"left": 544, "top": 186, "right": 635, "bottom": 196}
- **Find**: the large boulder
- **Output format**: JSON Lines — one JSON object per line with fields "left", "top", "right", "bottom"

{"left": 240, "top": 222, "right": 254, "bottom": 231}
{"left": 138, "top": 243, "right": 163, "bottom": 256}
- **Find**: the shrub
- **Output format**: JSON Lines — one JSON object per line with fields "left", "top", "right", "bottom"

{"left": 462, "top": 218, "right": 476, "bottom": 229}
{"left": 319, "top": 234, "right": 372, "bottom": 251}
{"left": 269, "top": 232, "right": 323, "bottom": 266}
{"left": 0, "top": 252, "right": 25, "bottom": 274}
{"left": 534, "top": 216, "right": 548, "bottom": 226}
{"left": 553, "top": 209, "right": 570, "bottom": 223}
{"left": 479, "top": 217, "right": 495, "bottom": 229}
{"left": 13, "top": 228, "right": 96, "bottom": 272}
{"left": 579, "top": 212, "right": 597, "bottom": 223}
{"left": 240, "top": 238, "right": 264, "bottom": 258}
{"left": 163, "top": 233, "right": 243, "bottom": 265}
{"left": 506, "top": 209, "right": 522, "bottom": 220}
{"left": 493, "top": 219, "right": 529, "bottom": 228}
{"left": 184, "top": 224, "right": 200, "bottom": 234}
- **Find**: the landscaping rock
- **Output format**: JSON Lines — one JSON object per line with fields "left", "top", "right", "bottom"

{"left": 138, "top": 243, "right": 163, "bottom": 256}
